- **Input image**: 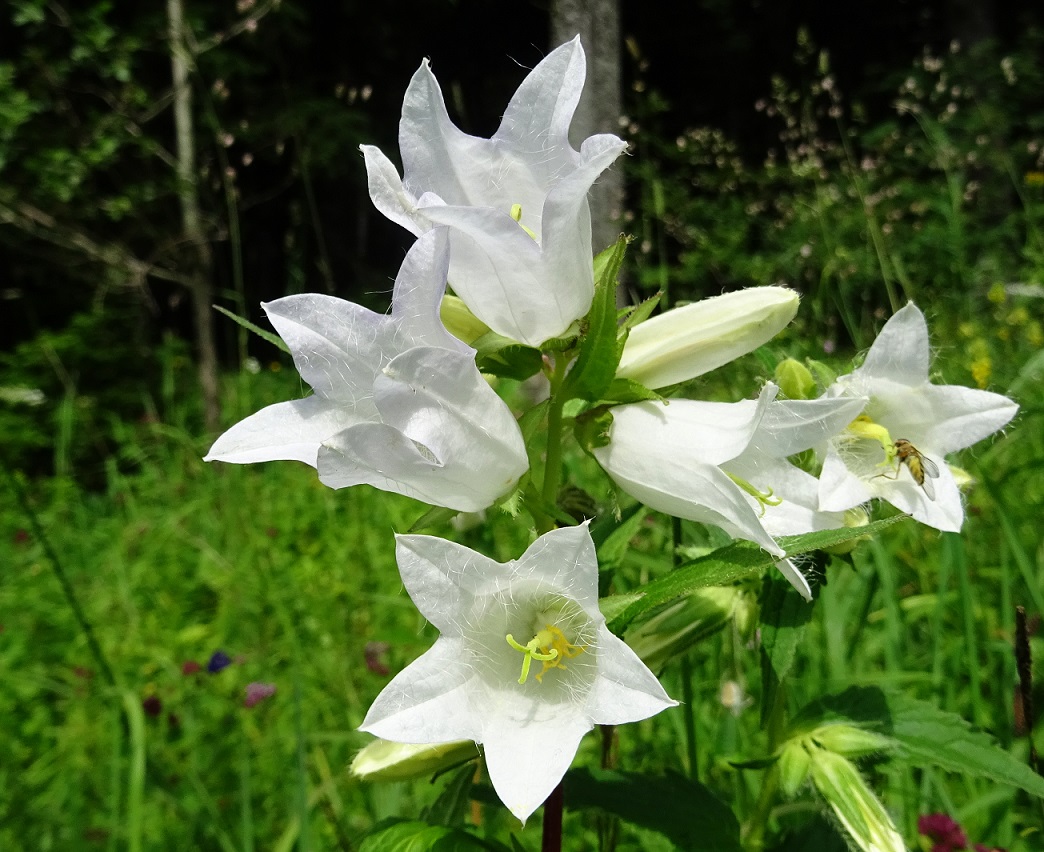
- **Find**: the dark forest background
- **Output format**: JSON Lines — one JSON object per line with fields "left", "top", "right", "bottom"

{"left": 2, "top": 0, "right": 1042, "bottom": 473}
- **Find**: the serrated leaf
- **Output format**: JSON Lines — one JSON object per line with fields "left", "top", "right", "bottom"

{"left": 563, "top": 236, "right": 628, "bottom": 401}
{"left": 563, "top": 767, "right": 741, "bottom": 851}
{"left": 606, "top": 516, "right": 907, "bottom": 634}
{"left": 790, "top": 686, "right": 1044, "bottom": 798}
{"left": 213, "top": 304, "right": 290, "bottom": 354}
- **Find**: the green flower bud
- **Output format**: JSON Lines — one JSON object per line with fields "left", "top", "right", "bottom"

{"left": 774, "top": 358, "right": 817, "bottom": 400}
{"left": 617, "top": 287, "right": 799, "bottom": 389}
{"left": 778, "top": 741, "right": 812, "bottom": 798}
{"left": 351, "top": 738, "right": 479, "bottom": 782}
{"left": 823, "top": 507, "right": 871, "bottom": 556}
{"left": 625, "top": 586, "right": 742, "bottom": 672}
{"left": 440, "top": 294, "right": 492, "bottom": 345}
{"left": 809, "top": 749, "right": 905, "bottom": 852}
{"left": 810, "top": 723, "right": 896, "bottom": 758}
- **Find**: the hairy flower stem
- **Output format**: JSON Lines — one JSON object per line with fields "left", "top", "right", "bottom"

{"left": 538, "top": 356, "right": 570, "bottom": 535}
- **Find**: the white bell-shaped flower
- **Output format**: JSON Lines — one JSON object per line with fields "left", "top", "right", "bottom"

{"left": 205, "top": 230, "right": 528, "bottom": 512}
{"left": 361, "top": 525, "right": 676, "bottom": 822}
{"left": 361, "top": 37, "right": 626, "bottom": 346}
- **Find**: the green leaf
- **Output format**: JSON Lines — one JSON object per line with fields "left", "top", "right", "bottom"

{"left": 212, "top": 304, "right": 290, "bottom": 354}
{"left": 790, "top": 686, "right": 1044, "bottom": 798}
{"left": 422, "top": 766, "right": 476, "bottom": 828}
{"left": 591, "top": 503, "right": 647, "bottom": 568}
{"left": 563, "top": 767, "right": 741, "bottom": 851}
{"left": 360, "top": 819, "right": 507, "bottom": 852}
{"left": 562, "top": 236, "right": 628, "bottom": 401}
{"left": 606, "top": 516, "right": 907, "bottom": 634}
{"left": 759, "top": 572, "right": 814, "bottom": 725}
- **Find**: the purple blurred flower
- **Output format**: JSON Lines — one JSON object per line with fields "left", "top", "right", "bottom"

{"left": 365, "top": 641, "right": 391, "bottom": 676}
{"left": 918, "top": 813, "right": 968, "bottom": 850}
{"left": 142, "top": 696, "right": 163, "bottom": 717}
{"left": 181, "top": 660, "right": 201, "bottom": 676}
{"left": 244, "top": 682, "right": 276, "bottom": 708}
{"left": 207, "top": 651, "right": 232, "bottom": 674}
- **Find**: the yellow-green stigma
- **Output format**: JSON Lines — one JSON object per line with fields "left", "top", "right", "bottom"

{"left": 509, "top": 204, "right": 538, "bottom": 240}
{"left": 505, "top": 625, "right": 585, "bottom": 685}
{"left": 727, "top": 473, "right": 783, "bottom": 514}
{"left": 845, "top": 415, "right": 894, "bottom": 456}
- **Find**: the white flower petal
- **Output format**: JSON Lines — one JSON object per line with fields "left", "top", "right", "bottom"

{"left": 869, "top": 460, "right": 964, "bottom": 532}
{"left": 753, "top": 395, "right": 867, "bottom": 458}
{"left": 774, "top": 559, "right": 813, "bottom": 602}
{"left": 360, "top": 638, "right": 480, "bottom": 744}
{"left": 818, "top": 449, "right": 874, "bottom": 512}
{"left": 482, "top": 713, "right": 590, "bottom": 823}
{"left": 857, "top": 302, "right": 930, "bottom": 385}
{"left": 359, "top": 143, "right": 429, "bottom": 236}
{"left": 394, "top": 534, "right": 504, "bottom": 629}
{"left": 496, "top": 37, "right": 585, "bottom": 165}
{"left": 204, "top": 395, "right": 360, "bottom": 466}
{"left": 918, "top": 384, "right": 1019, "bottom": 455}
{"left": 513, "top": 524, "right": 601, "bottom": 612}
{"left": 587, "top": 630, "right": 678, "bottom": 723}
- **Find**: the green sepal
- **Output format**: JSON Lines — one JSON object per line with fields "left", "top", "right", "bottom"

{"left": 562, "top": 235, "right": 629, "bottom": 401}
{"left": 407, "top": 506, "right": 460, "bottom": 533}
{"left": 777, "top": 742, "right": 812, "bottom": 798}
{"left": 618, "top": 290, "right": 662, "bottom": 332}
{"left": 599, "top": 377, "right": 664, "bottom": 405}
{"left": 805, "top": 358, "right": 838, "bottom": 389}
{"left": 471, "top": 332, "right": 543, "bottom": 381}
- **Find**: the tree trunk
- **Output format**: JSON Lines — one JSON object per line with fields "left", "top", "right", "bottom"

{"left": 551, "top": 0, "right": 623, "bottom": 257}
{"left": 168, "top": 0, "right": 220, "bottom": 433}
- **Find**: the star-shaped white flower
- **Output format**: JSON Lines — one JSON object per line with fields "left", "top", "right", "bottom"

{"left": 205, "top": 230, "right": 528, "bottom": 512}
{"left": 593, "top": 384, "right": 866, "bottom": 600}
{"left": 360, "top": 524, "right": 676, "bottom": 823}
{"left": 361, "top": 37, "right": 627, "bottom": 346}
{"left": 818, "top": 303, "right": 1018, "bottom": 531}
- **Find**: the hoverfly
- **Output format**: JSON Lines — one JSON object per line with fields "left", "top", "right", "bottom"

{"left": 892, "top": 438, "right": 940, "bottom": 500}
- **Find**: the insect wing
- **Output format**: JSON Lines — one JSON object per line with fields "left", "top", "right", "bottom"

{"left": 920, "top": 455, "right": 941, "bottom": 480}
{"left": 918, "top": 472, "right": 936, "bottom": 500}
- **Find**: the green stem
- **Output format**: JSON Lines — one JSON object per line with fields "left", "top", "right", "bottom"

{"left": 3, "top": 465, "right": 118, "bottom": 688}
{"left": 537, "top": 356, "right": 569, "bottom": 534}
{"left": 744, "top": 683, "right": 786, "bottom": 850}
